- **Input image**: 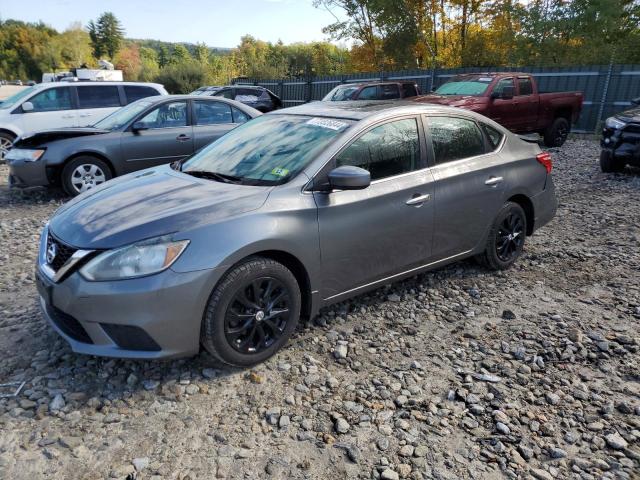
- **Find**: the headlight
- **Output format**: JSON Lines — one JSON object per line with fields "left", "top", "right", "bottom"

{"left": 5, "top": 148, "right": 45, "bottom": 162}
{"left": 79, "top": 236, "right": 189, "bottom": 281}
{"left": 605, "top": 117, "right": 626, "bottom": 130}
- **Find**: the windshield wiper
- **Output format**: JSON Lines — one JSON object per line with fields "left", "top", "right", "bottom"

{"left": 182, "top": 170, "right": 243, "bottom": 184}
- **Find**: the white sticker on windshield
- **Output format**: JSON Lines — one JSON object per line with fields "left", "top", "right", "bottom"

{"left": 306, "top": 117, "right": 348, "bottom": 131}
{"left": 478, "top": 77, "right": 493, "bottom": 82}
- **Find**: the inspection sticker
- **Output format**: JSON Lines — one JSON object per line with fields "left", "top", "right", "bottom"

{"left": 306, "top": 117, "right": 348, "bottom": 131}
{"left": 271, "top": 167, "right": 290, "bottom": 177}
{"left": 478, "top": 77, "right": 493, "bottom": 82}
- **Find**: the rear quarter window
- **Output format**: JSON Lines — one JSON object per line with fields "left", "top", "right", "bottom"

{"left": 482, "top": 123, "right": 505, "bottom": 150}
{"left": 77, "top": 86, "right": 121, "bottom": 109}
{"left": 124, "top": 86, "right": 160, "bottom": 104}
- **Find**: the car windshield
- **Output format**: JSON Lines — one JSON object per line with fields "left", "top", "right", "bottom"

{"left": 435, "top": 78, "right": 492, "bottom": 96}
{"left": 181, "top": 114, "right": 352, "bottom": 186}
{"left": 323, "top": 85, "right": 359, "bottom": 101}
{"left": 0, "top": 86, "right": 35, "bottom": 109}
{"left": 93, "top": 100, "right": 153, "bottom": 130}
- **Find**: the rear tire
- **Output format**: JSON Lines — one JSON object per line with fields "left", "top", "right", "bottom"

{"left": 201, "top": 257, "right": 301, "bottom": 367}
{"left": 0, "top": 131, "right": 16, "bottom": 163}
{"left": 543, "top": 117, "right": 570, "bottom": 147}
{"left": 599, "top": 149, "right": 625, "bottom": 173}
{"left": 479, "top": 202, "right": 527, "bottom": 271}
{"left": 61, "top": 156, "right": 112, "bottom": 196}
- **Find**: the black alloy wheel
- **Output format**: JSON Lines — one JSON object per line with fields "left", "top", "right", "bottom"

{"left": 225, "top": 277, "right": 291, "bottom": 354}
{"left": 496, "top": 212, "right": 525, "bottom": 262}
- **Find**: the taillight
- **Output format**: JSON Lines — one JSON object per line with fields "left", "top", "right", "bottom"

{"left": 536, "top": 152, "right": 552, "bottom": 174}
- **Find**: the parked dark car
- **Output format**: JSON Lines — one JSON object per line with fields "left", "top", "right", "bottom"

{"left": 35, "top": 101, "right": 556, "bottom": 366}
{"left": 323, "top": 81, "right": 421, "bottom": 101}
{"left": 600, "top": 97, "right": 640, "bottom": 172}
{"left": 199, "top": 85, "right": 283, "bottom": 112}
{"left": 6, "top": 95, "right": 260, "bottom": 196}
{"left": 412, "top": 73, "right": 583, "bottom": 147}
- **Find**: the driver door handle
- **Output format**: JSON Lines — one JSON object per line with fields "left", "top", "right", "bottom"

{"left": 485, "top": 176, "right": 504, "bottom": 186}
{"left": 176, "top": 134, "right": 191, "bottom": 142}
{"left": 406, "top": 193, "right": 430, "bottom": 206}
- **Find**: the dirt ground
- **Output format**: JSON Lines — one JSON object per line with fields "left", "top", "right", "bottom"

{"left": 0, "top": 139, "right": 638, "bottom": 480}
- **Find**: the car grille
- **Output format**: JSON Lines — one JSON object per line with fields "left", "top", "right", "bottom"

{"left": 46, "top": 304, "right": 93, "bottom": 344}
{"left": 47, "top": 233, "right": 77, "bottom": 272}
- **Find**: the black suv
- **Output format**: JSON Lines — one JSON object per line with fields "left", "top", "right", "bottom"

{"left": 601, "top": 97, "right": 640, "bottom": 172}
{"left": 195, "top": 85, "right": 283, "bottom": 113}
{"left": 323, "top": 81, "right": 421, "bottom": 101}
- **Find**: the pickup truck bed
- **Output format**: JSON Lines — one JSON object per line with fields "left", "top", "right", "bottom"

{"left": 413, "top": 73, "right": 583, "bottom": 147}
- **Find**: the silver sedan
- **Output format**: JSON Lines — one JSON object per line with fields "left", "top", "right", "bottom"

{"left": 36, "top": 101, "right": 557, "bottom": 366}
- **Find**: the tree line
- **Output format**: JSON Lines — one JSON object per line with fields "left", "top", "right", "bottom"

{"left": 0, "top": 2, "right": 638, "bottom": 93}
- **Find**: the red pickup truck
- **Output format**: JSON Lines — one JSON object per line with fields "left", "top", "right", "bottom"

{"left": 413, "top": 73, "right": 583, "bottom": 147}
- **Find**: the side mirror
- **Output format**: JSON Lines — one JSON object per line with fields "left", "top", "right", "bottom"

{"left": 22, "top": 101, "right": 34, "bottom": 112}
{"left": 132, "top": 121, "right": 149, "bottom": 132}
{"left": 327, "top": 165, "right": 370, "bottom": 191}
{"left": 631, "top": 97, "right": 640, "bottom": 106}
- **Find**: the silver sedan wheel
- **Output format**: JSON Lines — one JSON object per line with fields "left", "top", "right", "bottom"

{"left": 70, "top": 164, "right": 107, "bottom": 193}
{"left": 0, "top": 137, "right": 12, "bottom": 161}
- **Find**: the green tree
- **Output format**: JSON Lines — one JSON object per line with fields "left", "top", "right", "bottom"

{"left": 87, "top": 12, "right": 125, "bottom": 60}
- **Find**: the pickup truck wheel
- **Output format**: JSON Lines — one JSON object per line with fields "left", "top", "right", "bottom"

{"left": 543, "top": 117, "right": 570, "bottom": 147}
{"left": 0, "top": 132, "right": 16, "bottom": 163}
{"left": 201, "top": 257, "right": 301, "bottom": 367}
{"left": 478, "top": 202, "right": 527, "bottom": 271}
{"left": 599, "top": 150, "right": 625, "bottom": 173}
{"left": 61, "top": 156, "right": 113, "bottom": 196}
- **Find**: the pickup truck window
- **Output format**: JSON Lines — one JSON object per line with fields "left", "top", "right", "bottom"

{"left": 358, "top": 86, "right": 378, "bottom": 100}
{"left": 429, "top": 117, "right": 486, "bottom": 164}
{"left": 493, "top": 78, "right": 514, "bottom": 96}
{"left": 435, "top": 80, "right": 490, "bottom": 96}
{"left": 517, "top": 78, "right": 533, "bottom": 95}
{"left": 402, "top": 83, "right": 418, "bottom": 97}
{"left": 380, "top": 84, "right": 400, "bottom": 100}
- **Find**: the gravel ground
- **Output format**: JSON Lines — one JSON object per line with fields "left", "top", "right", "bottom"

{"left": 0, "top": 139, "right": 639, "bottom": 480}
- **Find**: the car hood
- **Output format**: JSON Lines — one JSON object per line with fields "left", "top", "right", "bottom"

{"left": 15, "top": 127, "right": 111, "bottom": 147}
{"left": 49, "top": 166, "right": 272, "bottom": 249}
{"left": 616, "top": 106, "right": 640, "bottom": 123}
{"left": 412, "top": 94, "right": 485, "bottom": 108}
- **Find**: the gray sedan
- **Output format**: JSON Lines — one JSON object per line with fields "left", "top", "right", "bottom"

{"left": 6, "top": 95, "right": 261, "bottom": 196}
{"left": 36, "top": 101, "right": 557, "bottom": 366}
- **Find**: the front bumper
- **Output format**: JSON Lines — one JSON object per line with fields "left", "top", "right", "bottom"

{"left": 36, "top": 264, "right": 222, "bottom": 359}
{"left": 601, "top": 125, "right": 640, "bottom": 166}
{"left": 7, "top": 158, "right": 51, "bottom": 189}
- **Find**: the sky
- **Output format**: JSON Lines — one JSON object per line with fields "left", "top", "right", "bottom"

{"left": 0, "top": 0, "right": 346, "bottom": 48}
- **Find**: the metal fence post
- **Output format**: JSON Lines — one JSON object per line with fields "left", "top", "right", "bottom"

{"left": 596, "top": 59, "right": 614, "bottom": 133}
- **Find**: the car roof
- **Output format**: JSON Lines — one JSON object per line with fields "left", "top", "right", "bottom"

{"left": 270, "top": 100, "right": 480, "bottom": 121}
{"left": 334, "top": 81, "right": 416, "bottom": 88}
{"left": 32, "top": 81, "right": 164, "bottom": 89}
{"left": 452, "top": 72, "right": 531, "bottom": 78}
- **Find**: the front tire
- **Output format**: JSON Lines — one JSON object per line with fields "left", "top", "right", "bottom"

{"left": 0, "top": 131, "right": 16, "bottom": 163}
{"left": 599, "top": 149, "right": 625, "bottom": 173}
{"left": 61, "top": 156, "right": 112, "bottom": 196}
{"left": 479, "top": 202, "right": 527, "bottom": 271}
{"left": 543, "top": 117, "right": 570, "bottom": 147}
{"left": 201, "top": 257, "right": 301, "bottom": 367}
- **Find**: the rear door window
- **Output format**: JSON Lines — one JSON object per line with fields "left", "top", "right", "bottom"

{"left": 28, "top": 87, "right": 72, "bottom": 112}
{"left": 380, "top": 84, "right": 400, "bottom": 100}
{"left": 194, "top": 101, "right": 232, "bottom": 125}
{"left": 214, "top": 89, "right": 235, "bottom": 99}
{"left": 357, "top": 86, "right": 378, "bottom": 100}
{"left": 77, "top": 86, "right": 121, "bottom": 109}
{"left": 517, "top": 77, "right": 533, "bottom": 96}
{"left": 335, "top": 118, "right": 420, "bottom": 180}
{"left": 124, "top": 86, "right": 160, "bottom": 104}
{"left": 235, "top": 89, "right": 261, "bottom": 102}
{"left": 429, "top": 117, "right": 487, "bottom": 164}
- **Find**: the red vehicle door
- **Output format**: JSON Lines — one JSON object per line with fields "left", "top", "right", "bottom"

{"left": 512, "top": 76, "right": 539, "bottom": 132}
{"left": 487, "top": 77, "right": 518, "bottom": 130}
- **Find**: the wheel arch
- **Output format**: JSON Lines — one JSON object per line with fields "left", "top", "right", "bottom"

{"left": 61, "top": 151, "right": 117, "bottom": 178}
{"left": 0, "top": 128, "right": 18, "bottom": 140}
{"left": 507, "top": 194, "right": 534, "bottom": 235}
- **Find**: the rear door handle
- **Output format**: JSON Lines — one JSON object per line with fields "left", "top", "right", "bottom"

{"left": 79, "top": 113, "right": 92, "bottom": 117}
{"left": 176, "top": 134, "right": 191, "bottom": 141}
{"left": 485, "top": 176, "right": 503, "bottom": 186}
{"left": 406, "top": 193, "right": 430, "bottom": 206}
